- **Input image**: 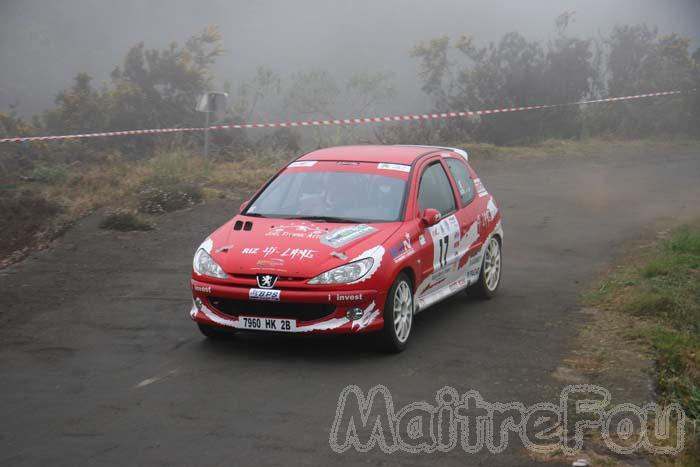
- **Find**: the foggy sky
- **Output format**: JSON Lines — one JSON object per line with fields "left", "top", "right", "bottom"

{"left": 1, "top": 0, "right": 699, "bottom": 119}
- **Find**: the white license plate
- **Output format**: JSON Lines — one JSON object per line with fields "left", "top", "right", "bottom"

{"left": 238, "top": 316, "right": 297, "bottom": 332}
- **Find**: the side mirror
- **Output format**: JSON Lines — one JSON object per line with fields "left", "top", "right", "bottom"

{"left": 422, "top": 208, "right": 441, "bottom": 227}
{"left": 240, "top": 200, "right": 249, "bottom": 213}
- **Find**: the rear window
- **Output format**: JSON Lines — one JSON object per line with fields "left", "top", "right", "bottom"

{"left": 444, "top": 158, "right": 475, "bottom": 205}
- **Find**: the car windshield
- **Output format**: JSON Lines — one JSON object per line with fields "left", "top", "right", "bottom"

{"left": 246, "top": 167, "right": 407, "bottom": 222}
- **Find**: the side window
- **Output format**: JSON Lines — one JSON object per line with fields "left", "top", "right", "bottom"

{"left": 418, "top": 162, "right": 457, "bottom": 216}
{"left": 445, "top": 158, "right": 475, "bottom": 206}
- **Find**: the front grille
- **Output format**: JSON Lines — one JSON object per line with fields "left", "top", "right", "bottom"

{"left": 229, "top": 274, "right": 306, "bottom": 282}
{"left": 208, "top": 297, "right": 336, "bottom": 322}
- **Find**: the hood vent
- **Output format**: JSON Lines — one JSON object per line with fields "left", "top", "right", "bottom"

{"left": 233, "top": 220, "right": 253, "bottom": 231}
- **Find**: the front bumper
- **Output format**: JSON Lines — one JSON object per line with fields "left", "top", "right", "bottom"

{"left": 190, "top": 279, "right": 387, "bottom": 334}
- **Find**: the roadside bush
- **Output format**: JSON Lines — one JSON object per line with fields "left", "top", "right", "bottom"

{"left": 29, "top": 164, "right": 68, "bottom": 184}
{"left": 0, "top": 190, "right": 61, "bottom": 258}
{"left": 137, "top": 175, "right": 203, "bottom": 214}
{"left": 99, "top": 209, "right": 154, "bottom": 231}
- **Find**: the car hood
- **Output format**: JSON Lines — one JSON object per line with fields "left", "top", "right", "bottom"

{"left": 205, "top": 217, "right": 401, "bottom": 277}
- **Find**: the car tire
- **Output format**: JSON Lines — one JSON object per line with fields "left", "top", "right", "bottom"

{"left": 197, "top": 323, "right": 235, "bottom": 339}
{"left": 470, "top": 236, "right": 502, "bottom": 299}
{"left": 378, "top": 272, "right": 414, "bottom": 353}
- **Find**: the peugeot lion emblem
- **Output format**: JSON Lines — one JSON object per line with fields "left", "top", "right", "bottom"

{"left": 257, "top": 274, "right": 278, "bottom": 289}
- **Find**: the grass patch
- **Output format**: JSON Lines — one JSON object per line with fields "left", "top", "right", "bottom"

{"left": 586, "top": 222, "right": 700, "bottom": 458}
{"left": 137, "top": 175, "right": 204, "bottom": 214}
{"left": 1, "top": 147, "right": 291, "bottom": 266}
{"left": 30, "top": 164, "right": 69, "bottom": 184}
{"left": 99, "top": 210, "right": 154, "bottom": 231}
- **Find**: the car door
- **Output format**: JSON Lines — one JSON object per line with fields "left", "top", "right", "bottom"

{"left": 413, "top": 158, "right": 463, "bottom": 309}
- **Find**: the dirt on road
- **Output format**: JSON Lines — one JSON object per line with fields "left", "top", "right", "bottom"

{"left": 1, "top": 145, "right": 699, "bottom": 466}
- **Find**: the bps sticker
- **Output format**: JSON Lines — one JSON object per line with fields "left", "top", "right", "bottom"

{"left": 249, "top": 288, "right": 281, "bottom": 301}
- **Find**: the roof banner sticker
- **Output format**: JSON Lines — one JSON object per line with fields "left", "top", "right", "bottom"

{"left": 289, "top": 161, "right": 317, "bottom": 168}
{"left": 377, "top": 163, "right": 411, "bottom": 173}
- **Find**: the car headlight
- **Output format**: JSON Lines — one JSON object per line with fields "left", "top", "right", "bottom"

{"left": 193, "top": 248, "right": 228, "bottom": 279}
{"left": 308, "top": 258, "right": 374, "bottom": 285}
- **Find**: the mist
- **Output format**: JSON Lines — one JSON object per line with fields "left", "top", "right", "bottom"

{"left": 1, "top": 0, "right": 699, "bottom": 119}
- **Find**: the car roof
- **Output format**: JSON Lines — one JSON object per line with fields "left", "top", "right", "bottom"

{"left": 297, "top": 145, "right": 466, "bottom": 165}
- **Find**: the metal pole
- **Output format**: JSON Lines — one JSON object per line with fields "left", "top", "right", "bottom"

{"left": 204, "top": 111, "right": 210, "bottom": 158}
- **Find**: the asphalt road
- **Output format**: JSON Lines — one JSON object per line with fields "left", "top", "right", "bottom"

{"left": 1, "top": 146, "right": 699, "bottom": 466}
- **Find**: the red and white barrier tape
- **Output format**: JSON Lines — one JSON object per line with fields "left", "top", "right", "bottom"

{"left": 0, "top": 90, "right": 683, "bottom": 144}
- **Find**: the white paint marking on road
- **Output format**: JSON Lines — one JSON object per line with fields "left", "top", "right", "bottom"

{"left": 134, "top": 369, "right": 179, "bottom": 389}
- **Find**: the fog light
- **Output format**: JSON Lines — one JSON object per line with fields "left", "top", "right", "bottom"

{"left": 195, "top": 298, "right": 204, "bottom": 311}
{"left": 346, "top": 307, "right": 364, "bottom": 321}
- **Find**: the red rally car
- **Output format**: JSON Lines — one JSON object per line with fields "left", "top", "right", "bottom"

{"left": 190, "top": 145, "right": 503, "bottom": 352}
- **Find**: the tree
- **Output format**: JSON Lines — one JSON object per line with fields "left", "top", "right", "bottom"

{"left": 38, "top": 27, "right": 225, "bottom": 158}
{"left": 109, "top": 26, "right": 223, "bottom": 130}
{"left": 228, "top": 66, "right": 282, "bottom": 122}
{"left": 346, "top": 70, "right": 397, "bottom": 115}
{"left": 284, "top": 69, "right": 340, "bottom": 119}
{"left": 605, "top": 25, "right": 699, "bottom": 136}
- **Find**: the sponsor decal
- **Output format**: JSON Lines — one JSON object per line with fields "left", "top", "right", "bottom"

{"left": 425, "top": 267, "right": 451, "bottom": 291}
{"left": 216, "top": 244, "right": 233, "bottom": 253}
{"left": 280, "top": 248, "right": 316, "bottom": 261}
{"left": 468, "top": 253, "right": 482, "bottom": 266}
{"left": 266, "top": 224, "right": 325, "bottom": 239}
{"left": 193, "top": 285, "right": 211, "bottom": 293}
{"left": 377, "top": 162, "right": 411, "bottom": 173}
{"left": 198, "top": 238, "right": 213, "bottom": 254}
{"left": 418, "top": 234, "right": 426, "bottom": 246}
{"left": 389, "top": 232, "right": 415, "bottom": 263}
{"left": 244, "top": 246, "right": 316, "bottom": 261}
{"left": 263, "top": 246, "right": 279, "bottom": 257}
{"left": 457, "top": 179, "right": 467, "bottom": 195}
{"left": 249, "top": 288, "right": 281, "bottom": 301}
{"left": 331, "top": 251, "right": 348, "bottom": 261}
{"left": 351, "top": 302, "right": 380, "bottom": 330}
{"left": 348, "top": 246, "right": 384, "bottom": 284}
{"left": 474, "top": 178, "right": 488, "bottom": 197}
{"left": 477, "top": 200, "right": 498, "bottom": 235}
{"left": 256, "top": 273, "right": 278, "bottom": 289}
{"left": 288, "top": 160, "right": 317, "bottom": 168}
{"left": 255, "top": 258, "right": 285, "bottom": 269}
{"left": 335, "top": 293, "right": 363, "bottom": 302}
{"left": 320, "top": 224, "right": 377, "bottom": 248}
{"left": 449, "top": 277, "right": 468, "bottom": 291}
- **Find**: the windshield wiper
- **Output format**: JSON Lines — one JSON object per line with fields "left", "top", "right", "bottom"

{"left": 244, "top": 212, "right": 267, "bottom": 218}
